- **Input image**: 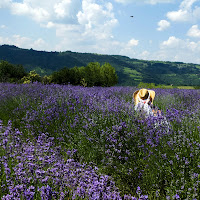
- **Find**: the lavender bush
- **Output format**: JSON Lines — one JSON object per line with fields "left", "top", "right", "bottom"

{"left": 0, "top": 121, "right": 148, "bottom": 200}
{"left": 0, "top": 83, "right": 199, "bottom": 199}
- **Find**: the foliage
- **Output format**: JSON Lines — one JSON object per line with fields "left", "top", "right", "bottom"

{"left": 0, "top": 59, "right": 117, "bottom": 87}
{"left": 42, "top": 75, "right": 52, "bottom": 84}
{"left": 83, "top": 62, "right": 102, "bottom": 86}
{"left": 0, "top": 60, "right": 27, "bottom": 83}
{"left": 138, "top": 82, "right": 156, "bottom": 89}
{"left": 51, "top": 62, "right": 118, "bottom": 87}
{"left": 137, "top": 82, "right": 200, "bottom": 89}
{"left": 50, "top": 67, "right": 71, "bottom": 84}
{"left": 21, "top": 70, "right": 42, "bottom": 83}
{"left": 80, "top": 78, "right": 87, "bottom": 87}
{"left": 100, "top": 63, "right": 118, "bottom": 86}
{"left": 0, "top": 83, "right": 199, "bottom": 199}
{"left": 194, "top": 85, "right": 200, "bottom": 89}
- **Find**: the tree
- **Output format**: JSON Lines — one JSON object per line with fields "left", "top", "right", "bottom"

{"left": 21, "top": 70, "right": 42, "bottom": 84}
{"left": 69, "top": 67, "right": 82, "bottom": 85}
{"left": 100, "top": 63, "right": 118, "bottom": 86}
{"left": 51, "top": 68, "right": 71, "bottom": 84}
{"left": 0, "top": 60, "right": 27, "bottom": 82}
{"left": 84, "top": 62, "right": 101, "bottom": 86}
{"left": 42, "top": 75, "right": 52, "bottom": 84}
{"left": 49, "top": 62, "right": 118, "bottom": 86}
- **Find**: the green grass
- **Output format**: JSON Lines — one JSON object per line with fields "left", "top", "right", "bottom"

{"left": 123, "top": 67, "right": 143, "bottom": 81}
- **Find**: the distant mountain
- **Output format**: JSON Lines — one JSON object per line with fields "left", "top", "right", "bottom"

{"left": 0, "top": 44, "right": 200, "bottom": 86}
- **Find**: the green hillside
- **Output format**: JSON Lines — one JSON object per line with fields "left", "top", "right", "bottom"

{"left": 0, "top": 44, "right": 200, "bottom": 86}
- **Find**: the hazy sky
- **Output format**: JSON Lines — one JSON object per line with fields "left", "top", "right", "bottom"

{"left": 0, "top": 0, "right": 200, "bottom": 64}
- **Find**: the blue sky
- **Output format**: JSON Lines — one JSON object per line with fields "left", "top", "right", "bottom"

{"left": 0, "top": 0, "right": 200, "bottom": 64}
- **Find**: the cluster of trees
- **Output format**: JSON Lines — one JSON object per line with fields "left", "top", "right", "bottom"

{"left": 0, "top": 61, "right": 27, "bottom": 82}
{"left": 0, "top": 61, "right": 118, "bottom": 87}
{"left": 51, "top": 62, "right": 118, "bottom": 87}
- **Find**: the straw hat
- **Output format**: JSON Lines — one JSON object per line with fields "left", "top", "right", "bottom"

{"left": 133, "top": 88, "right": 155, "bottom": 105}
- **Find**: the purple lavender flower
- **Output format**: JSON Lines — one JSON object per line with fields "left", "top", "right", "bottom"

{"left": 0, "top": 83, "right": 200, "bottom": 199}
{"left": 136, "top": 186, "right": 141, "bottom": 195}
{"left": 173, "top": 194, "right": 180, "bottom": 199}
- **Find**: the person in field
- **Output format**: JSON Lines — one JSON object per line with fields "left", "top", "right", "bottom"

{"left": 133, "top": 88, "right": 161, "bottom": 117}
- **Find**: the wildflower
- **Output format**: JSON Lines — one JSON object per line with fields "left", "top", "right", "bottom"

{"left": 136, "top": 186, "right": 141, "bottom": 195}
{"left": 173, "top": 194, "right": 180, "bottom": 199}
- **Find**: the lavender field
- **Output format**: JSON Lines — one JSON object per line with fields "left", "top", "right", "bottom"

{"left": 0, "top": 83, "right": 199, "bottom": 200}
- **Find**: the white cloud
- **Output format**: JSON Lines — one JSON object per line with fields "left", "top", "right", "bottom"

{"left": 46, "top": 22, "right": 55, "bottom": 29}
{"left": 187, "top": 41, "right": 198, "bottom": 51}
{"left": 0, "top": 0, "right": 11, "bottom": 8}
{"left": 157, "top": 20, "right": 170, "bottom": 31}
{"left": 118, "top": 38, "right": 139, "bottom": 58}
{"left": 66, "top": 0, "right": 117, "bottom": 41}
{"left": 114, "top": 0, "right": 174, "bottom": 4}
{"left": 0, "top": 25, "right": 6, "bottom": 29}
{"left": 127, "top": 38, "right": 139, "bottom": 46}
{"left": 6, "top": 0, "right": 81, "bottom": 23}
{"left": 54, "top": 0, "right": 81, "bottom": 21}
{"left": 77, "top": 1, "right": 117, "bottom": 33}
{"left": 5, "top": 0, "right": 118, "bottom": 45}
{"left": 180, "top": 0, "right": 197, "bottom": 10}
{"left": 187, "top": 25, "right": 200, "bottom": 38}
{"left": 54, "top": 0, "right": 71, "bottom": 18}
{"left": 157, "top": 36, "right": 200, "bottom": 63}
{"left": 167, "top": 0, "right": 200, "bottom": 22}
{"left": 47, "top": 23, "right": 81, "bottom": 38}
{"left": 139, "top": 50, "right": 150, "bottom": 59}
{"left": 2, "top": 0, "right": 119, "bottom": 54}
{"left": 134, "top": 36, "right": 200, "bottom": 64}
{"left": 161, "top": 36, "right": 183, "bottom": 48}
{"left": 33, "top": 38, "right": 46, "bottom": 49}
{"left": 167, "top": 9, "right": 189, "bottom": 22}
{"left": 145, "top": 0, "right": 174, "bottom": 4}
{"left": 43, "top": 0, "right": 118, "bottom": 53}
{"left": 10, "top": 2, "right": 50, "bottom": 22}
{"left": 0, "top": 34, "right": 48, "bottom": 50}
{"left": 9, "top": 35, "right": 31, "bottom": 47}
{"left": 192, "top": 7, "right": 200, "bottom": 19}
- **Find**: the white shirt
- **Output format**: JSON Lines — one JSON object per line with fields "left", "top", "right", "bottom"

{"left": 135, "top": 96, "right": 153, "bottom": 117}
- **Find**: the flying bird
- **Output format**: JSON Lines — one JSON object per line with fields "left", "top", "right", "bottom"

{"left": 130, "top": 16, "right": 134, "bottom": 17}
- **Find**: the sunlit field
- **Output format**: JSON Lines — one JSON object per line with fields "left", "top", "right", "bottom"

{"left": 0, "top": 83, "right": 199, "bottom": 199}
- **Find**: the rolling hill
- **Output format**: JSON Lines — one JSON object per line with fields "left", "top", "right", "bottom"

{"left": 0, "top": 44, "right": 200, "bottom": 86}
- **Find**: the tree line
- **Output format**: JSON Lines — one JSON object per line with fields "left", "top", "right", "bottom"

{"left": 0, "top": 60, "right": 118, "bottom": 87}
{"left": 0, "top": 61, "right": 27, "bottom": 83}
